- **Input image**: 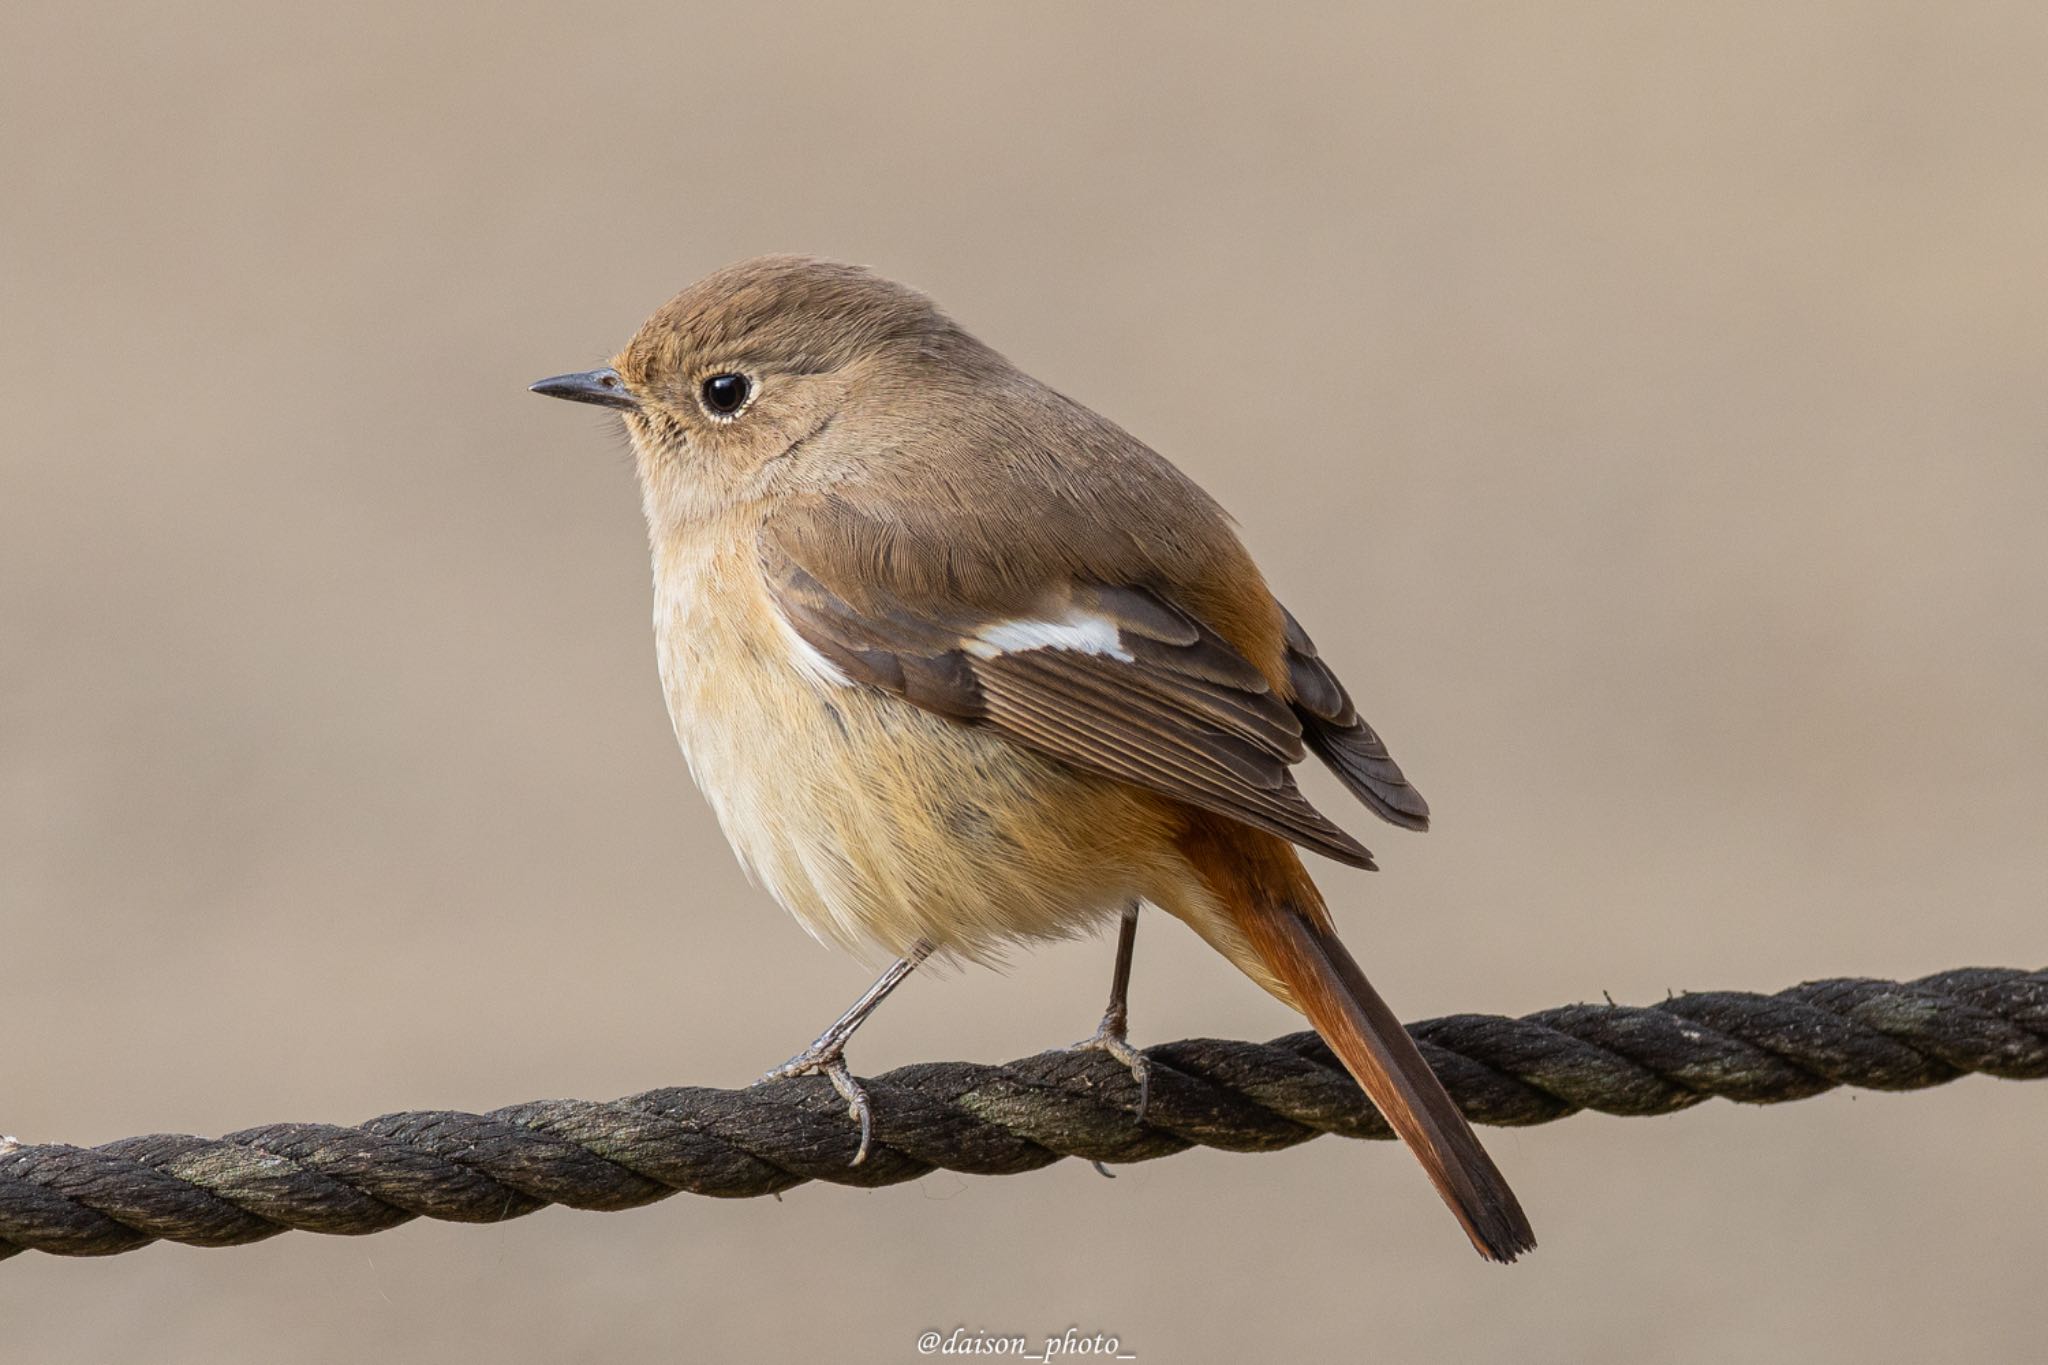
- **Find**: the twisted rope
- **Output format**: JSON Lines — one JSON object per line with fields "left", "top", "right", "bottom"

{"left": 4, "top": 966, "right": 2042, "bottom": 1262}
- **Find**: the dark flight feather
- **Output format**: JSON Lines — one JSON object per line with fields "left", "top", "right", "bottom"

{"left": 1282, "top": 609, "right": 1431, "bottom": 831}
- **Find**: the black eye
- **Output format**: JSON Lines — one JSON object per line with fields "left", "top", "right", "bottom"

{"left": 700, "top": 373, "right": 751, "bottom": 416}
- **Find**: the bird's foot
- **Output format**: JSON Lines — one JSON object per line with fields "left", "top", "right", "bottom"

{"left": 1070, "top": 1008, "right": 1152, "bottom": 1126}
{"left": 758, "top": 1040, "right": 877, "bottom": 1166}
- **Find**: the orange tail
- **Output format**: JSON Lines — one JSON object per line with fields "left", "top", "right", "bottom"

{"left": 1178, "top": 821, "right": 1536, "bottom": 1262}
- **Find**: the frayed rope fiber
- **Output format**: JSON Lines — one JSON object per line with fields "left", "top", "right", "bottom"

{"left": 4, "top": 967, "right": 2042, "bottom": 1260}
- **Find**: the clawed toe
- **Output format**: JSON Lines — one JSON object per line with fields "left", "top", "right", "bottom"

{"left": 758, "top": 1044, "right": 878, "bottom": 1166}
{"left": 1071, "top": 1015, "right": 1153, "bottom": 1125}
{"left": 753, "top": 946, "right": 931, "bottom": 1168}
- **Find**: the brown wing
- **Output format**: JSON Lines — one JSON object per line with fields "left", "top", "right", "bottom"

{"left": 1282, "top": 609, "right": 1431, "bottom": 831}
{"left": 760, "top": 514, "right": 1377, "bottom": 869}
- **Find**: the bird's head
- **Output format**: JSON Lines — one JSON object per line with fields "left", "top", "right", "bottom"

{"left": 533, "top": 255, "right": 983, "bottom": 523}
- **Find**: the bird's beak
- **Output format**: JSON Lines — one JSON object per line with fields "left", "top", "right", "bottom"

{"left": 529, "top": 367, "right": 640, "bottom": 411}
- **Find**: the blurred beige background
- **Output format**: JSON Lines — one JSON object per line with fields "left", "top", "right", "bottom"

{"left": 3, "top": 3, "right": 2044, "bottom": 1361}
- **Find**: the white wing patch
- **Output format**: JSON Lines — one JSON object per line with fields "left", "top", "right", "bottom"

{"left": 771, "top": 602, "right": 855, "bottom": 688}
{"left": 966, "top": 607, "right": 1134, "bottom": 662}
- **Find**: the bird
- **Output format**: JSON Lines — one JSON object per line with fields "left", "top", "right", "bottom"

{"left": 530, "top": 255, "right": 1534, "bottom": 1261}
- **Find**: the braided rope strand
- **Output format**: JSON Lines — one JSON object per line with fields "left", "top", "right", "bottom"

{"left": 4, "top": 967, "right": 2042, "bottom": 1261}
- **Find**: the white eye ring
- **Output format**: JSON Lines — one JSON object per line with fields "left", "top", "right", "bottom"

{"left": 697, "top": 372, "right": 754, "bottom": 421}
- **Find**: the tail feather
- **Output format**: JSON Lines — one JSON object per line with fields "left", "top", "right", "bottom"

{"left": 1243, "top": 905, "right": 1536, "bottom": 1261}
{"left": 1179, "top": 817, "right": 1534, "bottom": 1262}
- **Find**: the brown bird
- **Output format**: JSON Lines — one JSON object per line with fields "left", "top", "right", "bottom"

{"left": 532, "top": 255, "right": 1534, "bottom": 1261}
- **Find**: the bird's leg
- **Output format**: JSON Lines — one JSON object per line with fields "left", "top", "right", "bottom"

{"left": 758, "top": 939, "right": 932, "bottom": 1166}
{"left": 1072, "top": 902, "right": 1152, "bottom": 1122}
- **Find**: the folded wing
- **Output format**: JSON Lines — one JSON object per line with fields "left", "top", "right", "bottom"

{"left": 760, "top": 508, "right": 1380, "bottom": 869}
